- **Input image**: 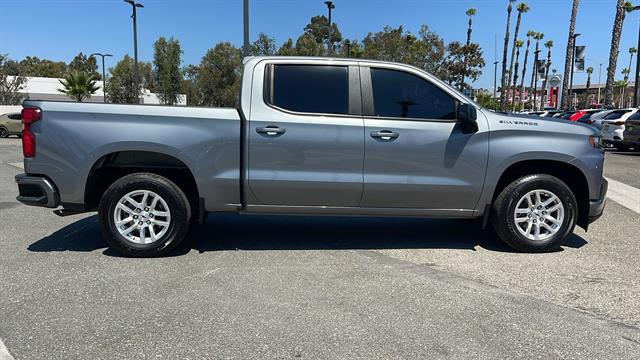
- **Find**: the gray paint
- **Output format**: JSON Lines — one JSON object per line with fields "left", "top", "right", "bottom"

{"left": 21, "top": 56, "right": 605, "bottom": 220}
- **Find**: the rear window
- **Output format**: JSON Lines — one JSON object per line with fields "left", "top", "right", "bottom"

{"left": 603, "top": 110, "right": 631, "bottom": 120}
{"left": 7, "top": 113, "right": 21, "bottom": 120}
{"left": 627, "top": 111, "right": 640, "bottom": 121}
{"left": 269, "top": 64, "right": 349, "bottom": 115}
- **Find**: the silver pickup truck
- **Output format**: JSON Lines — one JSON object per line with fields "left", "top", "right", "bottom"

{"left": 15, "top": 56, "right": 608, "bottom": 256}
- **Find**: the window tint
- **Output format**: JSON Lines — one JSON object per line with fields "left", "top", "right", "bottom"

{"left": 604, "top": 110, "right": 630, "bottom": 120}
{"left": 7, "top": 113, "right": 21, "bottom": 120}
{"left": 270, "top": 65, "right": 349, "bottom": 115}
{"left": 627, "top": 111, "right": 640, "bottom": 121}
{"left": 370, "top": 68, "right": 456, "bottom": 120}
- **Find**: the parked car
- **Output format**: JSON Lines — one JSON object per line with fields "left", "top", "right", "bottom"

{"left": 586, "top": 109, "right": 615, "bottom": 130}
{"left": 14, "top": 56, "right": 607, "bottom": 256}
{"left": 573, "top": 109, "right": 603, "bottom": 124}
{"left": 601, "top": 108, "right": 638, "bottom": 149}
{"left": 553, "top": 111, "right": 577, "bottom": 119}
{"left": 622, "top": 111, "right": 640, "bottom": 150}
{"left": 0, "top": 112, "right": 22, "bottom": 138}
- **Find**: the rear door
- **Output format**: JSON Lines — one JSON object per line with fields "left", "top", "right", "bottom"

{"left": 247, "top": 60, "right": 364, "bottom": 207}
{"left": 359, "top": 64, "right": 489, "bottom": 212}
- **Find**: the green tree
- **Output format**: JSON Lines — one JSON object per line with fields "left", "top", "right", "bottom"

{"left": 442, "top": 42, "right": 485, "bottom": 89}
{"left": 500, "top": 0, "right": 516, "bottom": 110}
{"left": 251, "top": 33, "right": 277, "bottom": 56}
{"left": 277, "top": 38, "right": 297, "bottom": 56}
{"left": 476, "top": 91, "right": 499, "bottom": 110}
{"left": 18, "top": 56, "right": 67, "bottom": 78}
{"left": 604, "top": 1, "right": 634, "bottom": 106}
{"left": 58, "top": 71, "right": 99, "bottom": 102}
{"left": 586, "top": 66, "right": 594, "bottom": 105}
{"left": 540, "top": 40, "right": 553, "bottom": 109}
{"left": 68, "top": 52, "right": 100, "bottom": 79}
{"left": 506, "top": 3, "right": 529, "bottom": 107}
{"left": 303, "top": 15, "right": 342, "bottom": 51}
{"left": 510, "top": 39, "right": 524, "bottom": 109}
{"left": 295, "top": 33, "right": 324, "bottom": 56}
{"left": 153, "top": 37, "right": 182, "bottom": 105}
{"left": 196, "top": 42, "right": 242, "bottom": 107}
{"left": 529, "top": 32, "right": 544, "bottom": 110}
{"left": 107, "top": 55, "right": 139, "bottom": 104}
{"left": 0, "top": 54, "right": 26, "bottom": 105}
{"left": 519, "top": 30, "right": 534, "bottom": 109}
{"left": 181, "top": 64, "right": 201, "bottom": 106}
{"left": 465, "top": 8, "right": 477, "bottom": 46}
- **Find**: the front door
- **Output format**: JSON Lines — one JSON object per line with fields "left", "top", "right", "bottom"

{"left": 360, "top": 65, "right": 488, "bottom": 212}
{"left": 247, "top": 62, "right": 364, "bottom": 207}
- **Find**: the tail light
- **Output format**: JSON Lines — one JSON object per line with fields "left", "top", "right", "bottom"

{"left": 21, "top": 107, "right": 41, "bottom": 158}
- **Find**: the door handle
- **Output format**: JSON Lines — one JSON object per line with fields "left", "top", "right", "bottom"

{"left": 256, "top": 126, "right": 286, "bottom": 137}
{"left": 370, "top": 130, "right": 399, "bottom": 141}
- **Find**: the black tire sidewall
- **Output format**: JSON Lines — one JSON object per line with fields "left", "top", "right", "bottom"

{"left": 99, "top": 173, "right": 190, "bottom": 257}
{"left": 494, "top": 175, "right": 577, "bottom": 252}
{"left": 0, "top": 127, "right": 8, "bottom": 138}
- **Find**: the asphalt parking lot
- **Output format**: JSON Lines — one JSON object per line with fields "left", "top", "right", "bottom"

{"left": 1, "top": 137, "right": 639, "bottom": 359}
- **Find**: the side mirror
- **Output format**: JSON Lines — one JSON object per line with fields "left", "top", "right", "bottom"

{"left": 458, "top": 102, "right": 478, "bottom": 134}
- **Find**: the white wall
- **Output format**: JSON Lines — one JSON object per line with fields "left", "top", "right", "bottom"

{"left": 0, "top": 105, "right": 22, "bottom": 115}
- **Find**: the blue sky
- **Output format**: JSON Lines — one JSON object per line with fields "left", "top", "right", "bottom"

{"left": 1, "top": 0, "right": 639, "bottom": 90}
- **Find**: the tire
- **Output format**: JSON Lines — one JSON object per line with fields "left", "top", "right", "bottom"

{"left": 491, "top": 174, "right": 577, "bottom": 253}
{"left": 98, "top": 172, "right": 191, "bottom": 257}
{"left": 0, "top": 127, "right": 8, "bottom": 138}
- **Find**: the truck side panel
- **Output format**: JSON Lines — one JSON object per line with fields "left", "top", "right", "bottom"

{"left": 22, "top": 101, "right": 242, "bottom": 212}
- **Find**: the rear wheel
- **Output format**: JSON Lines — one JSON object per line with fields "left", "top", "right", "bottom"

{"left": 491, "top": 174, "right": 577, "bottom": 252}
{"left": 98, "top": 173, "right": 191, "bottom": 257}
{"left": 0, "top": 127, "right": 8, "bottom": 138}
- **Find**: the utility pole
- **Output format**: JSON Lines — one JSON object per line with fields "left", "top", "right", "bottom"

{"left": 243, "top": 0, "right": 250, "bottom": 57}
{"left": 598, "top": 62, "right": 603, "bottom": 105}
{"left": 533, "top": 49, "right": 541, "bottom": 111}
{"left": 124, "top": 0, "right": 143, "bottom": 104}
{"left": 324, "top": 1, "right": 335, "bottom": 56}
{"left": 90, "top": 53, "right": 113, "bottom": 103}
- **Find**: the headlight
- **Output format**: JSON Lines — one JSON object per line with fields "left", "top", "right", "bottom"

{"left": 588, "top": 135, "right": 602, "bottom": 148}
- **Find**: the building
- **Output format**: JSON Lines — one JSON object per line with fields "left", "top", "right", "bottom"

{"left": 10, "top": 76, "right": 187, "bottom": 105}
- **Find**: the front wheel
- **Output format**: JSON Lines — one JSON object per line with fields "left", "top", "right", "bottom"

{"left": 491, "top": 174, "right": 577, "bottom": 253}
{"left": 98, "top": 173, "right": 191, "bottom": 257}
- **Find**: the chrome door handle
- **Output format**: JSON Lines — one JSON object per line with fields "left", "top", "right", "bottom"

{"left": 370, "top": 130, "right": 399, "bottom": 141}
{"left": 256, "top": 126, "right": 286, "bottom": 137}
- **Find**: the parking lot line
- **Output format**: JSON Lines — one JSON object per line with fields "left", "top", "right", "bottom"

{"left": 0, "top": 338, "right": 15, "bottom": 360}
{"left": 7, "top": 162, "right": 23, "bottom": 170}
{"left": 605, "top": 177, "right": 640, "bottom": 214}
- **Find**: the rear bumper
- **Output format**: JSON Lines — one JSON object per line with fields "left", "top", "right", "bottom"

{"left": 587, "top": 178, "right": 608, "bottom": 224}
{"left": 15, "top": 173, "right": 60, "bottom": 208}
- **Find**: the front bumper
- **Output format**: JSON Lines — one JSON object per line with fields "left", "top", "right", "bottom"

{"left": 15, "top": 174, "right": 60, "bottom": 208}
{"left": 587, "top": 178, "right": 608, "bottom": 224}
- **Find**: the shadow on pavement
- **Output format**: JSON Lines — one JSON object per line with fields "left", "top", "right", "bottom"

{"left": 27, "top": 213, "right": 588, "bottom": 257}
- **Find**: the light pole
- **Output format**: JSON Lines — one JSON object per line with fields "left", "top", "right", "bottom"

{"left": 629, "top": 5, "right": 640, "bottom": 106}
{"left": 124, "top": 0, "right": 143, "bottom": 103}
{"left": 243, "top": 0, "right": 250, "bottom": 57}
{"left": 493, "top": 61, "right": 499, "bottom": 100}
{"left": 90, "top": 53, "right": 113, "bottom": 103}
{"left": 568, "top": 33, "right": 581, "bottom": 110}
{"left": 324, "top": 1, "right": 335, "bottom": 56}
{"left": 587, "top": 58, "right": 603, "bottom": 105}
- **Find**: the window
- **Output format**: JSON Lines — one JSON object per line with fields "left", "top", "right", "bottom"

{"left": 603, "top": 110, "right": 631, "bottom": 120}
{"left": 7, "top": 113, "right": 21, "bottom": 120}
{"left": 369, "top": 68, "right": 456, "bottom": 120}
{"left": 269, "top": 65, "right": 349, "bottom": 115}
{"left": 627, "top": 111, "right": 640, "bottom": 121}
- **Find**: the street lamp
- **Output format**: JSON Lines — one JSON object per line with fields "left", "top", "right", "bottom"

{"left": 124, "top": 0, "right": 143, "bottom": 103}
{"left": 324, "top": 1, "right": 335, "bottom": 56}
{"left": 90, "top": 53, "right": 113, "bottom": 103}
{"left": 568, "top": 33, "right": 581, "bottom": 109}
{"left": 493, "top": 61, "right": 499, "bottom": 100}
{"left": 587, "top": 58, "right": 603, "bottom": 106}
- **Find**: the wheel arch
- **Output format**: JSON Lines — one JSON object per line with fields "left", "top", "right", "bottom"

{"left": 491, "top": 159, "right": 591, "bottom": 230}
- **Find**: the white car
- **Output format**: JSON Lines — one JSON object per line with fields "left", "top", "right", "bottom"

{"left": 601, "top": 108, "right": 639, "bottom": 148}
{"left": 587, "top": 109, "right": 615, "bottom": 130}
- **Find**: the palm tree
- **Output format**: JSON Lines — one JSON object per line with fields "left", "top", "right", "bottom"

{"left": 615, "top": 79, "right": 628, "bottom": 107}
{"left": 500, "top": 0, "right": 516, "bottom": 111}
{"left": 519, "top": 30, "right": 534, "bottom": 109}
{"left": 511, "top": 40, "right": 524, "bottom": 110}
{"left": 58, "top": 71, "right": 100, "bottom": 102}
{"left": 561, "top": 0, "right": 580, "bottom": 109}
{"left": 605, "top": 1, "right": 634, "bottom": 106}
{"left": 507, "top": 3, "right": 529, "bottom": 108}
{"left": 621, "top": 67, "right": 631, "bottom": 107}
{"left": 465, "top": 8, "right": 477, "bottom": 46}
{"left": 529, "top": 32, "right": 544, "bottom": 110}
{"left": 540, "top": 40, "right": 553, "bottom": 109}
{"left": 586, "top": 66, "right": 594, "bottom": 105}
